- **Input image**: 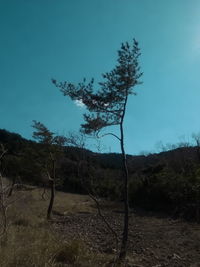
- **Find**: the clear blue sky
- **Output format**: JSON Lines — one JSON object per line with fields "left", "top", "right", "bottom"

{"left": 1, "top": 0, "right": 200, "bottom": 154}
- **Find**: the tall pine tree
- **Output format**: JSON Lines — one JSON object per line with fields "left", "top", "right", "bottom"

{"left": 53, "top": 39, "right": 142, "bottom": 260}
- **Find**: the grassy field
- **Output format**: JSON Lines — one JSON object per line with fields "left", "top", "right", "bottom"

{"left": 0, "top": 183, "right": 112, "bottom": 267}
{"left": 1, "top": 180, "right": 200, "bottom": 267}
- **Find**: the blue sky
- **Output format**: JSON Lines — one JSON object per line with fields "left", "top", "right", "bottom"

{"left": 1, "top": 0, "right": 200, "bottom": 154}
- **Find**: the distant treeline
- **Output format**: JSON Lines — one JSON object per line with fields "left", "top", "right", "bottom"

{"left": 1, "top": 128, "right": 200, "bottom": 222}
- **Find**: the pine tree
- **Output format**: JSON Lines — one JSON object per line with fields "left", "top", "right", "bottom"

{"left": 52, "top": 39, "right": 142, "bottom": 260}
{"left": 32, "top": 120, "right": 56, "bottom": 219}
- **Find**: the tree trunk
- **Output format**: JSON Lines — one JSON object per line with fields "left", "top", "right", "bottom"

{"left": 7, "top": 176, "right": 16, "bottom": 197}
{"left": 0, "top": 172, "right": 8, "bottom": 238}
{"left": 118, "top": 121, "right": 129, "bottom": 261}
{"left": 47, "top": 158, "right": 55, "bottom": 220}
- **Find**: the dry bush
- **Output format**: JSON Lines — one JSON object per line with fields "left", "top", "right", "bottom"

{"left": 0, "top": 224, "right": 111, "bottom": 267}
{"left": 52, "top": 240, "right": 85, "bottom": 265}
{"left": 0, "top": 225, "right": 89, "bottom": 266}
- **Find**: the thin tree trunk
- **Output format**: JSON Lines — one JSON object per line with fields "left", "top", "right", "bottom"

{"left": 7, "top": 176, "right": 16, "bottom": 197}
{"left": 118, "top": 122, "right": 129, "bottom": 260}
{"left": 47, "top": 158, "right": 55, "bottom": 220}
{"left": 118, "top": 93, "right": 129, "bottom": 261}
{"left": 196, "top": 188, "right": 200, "bottom": 223}
{"left": 0, "top": 172, "right": 7, "bottom": 238}
{"left": 1, "top": 204, "right": 7, "bottom": 237}
{"left": 41, "top": 184, "right": 48, "bottom": 200}
{"left": 0, "top": 146, "right": 8, "bottom": 238}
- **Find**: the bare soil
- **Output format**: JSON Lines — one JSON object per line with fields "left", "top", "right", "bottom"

{"left": 53, "top": 202, "right": 200, "bottom": 267}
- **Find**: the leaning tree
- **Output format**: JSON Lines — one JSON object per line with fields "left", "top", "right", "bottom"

{"left": 32, "top": 120, "right": 67, "bottom": 219}
{"left": 52, "top": 39, "right": 142, "bottom": 261}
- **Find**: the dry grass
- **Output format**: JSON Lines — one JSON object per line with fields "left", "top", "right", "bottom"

{"left": 0, "top": 224, "right": 97, "bottom": 266}
{"left": 0, "top": 186, "right": 111, "bottom": 267}
{"left": 6, "top": 186, "right": 94, "bottom": 225}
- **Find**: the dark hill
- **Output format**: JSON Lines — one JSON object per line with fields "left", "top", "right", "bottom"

{"left": 1, "top": 128, "right": 200, "bottom": 221}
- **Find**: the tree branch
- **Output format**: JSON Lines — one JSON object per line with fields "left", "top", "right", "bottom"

{"left": 96, "top": 132, "right": 121, "bottom": 142}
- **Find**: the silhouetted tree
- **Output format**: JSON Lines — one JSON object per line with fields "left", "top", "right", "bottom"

{"left": 32, "top": 121, "right": 56, "bottom": 219}
{"left": 52, "top": 39, "right": 142, "bottom": 261}
{"left": 192, "top": 133, "right": 200, "bottom": 161}
{"left": 32, "top": 120, "right": 54, "bottom": 145}
{"left": 0, "top": 144, "right": 19, "bottom": 239}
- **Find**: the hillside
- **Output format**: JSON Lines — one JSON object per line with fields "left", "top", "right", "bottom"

{"left": 1, "top": 128, "right": 200, "bottom": 221}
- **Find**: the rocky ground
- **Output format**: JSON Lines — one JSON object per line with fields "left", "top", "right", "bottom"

{"left": 53, "top": 203, "right": 200, "bottom": 267}
{"left": 1, "top": 182, "right": 199, "bottom": 267}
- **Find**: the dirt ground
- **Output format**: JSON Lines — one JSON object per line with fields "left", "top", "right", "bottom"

{"left": 3, "top": 183, "right": 199, "bottom": 267}
{"left": 53, "top": 202, "right": 200, "bottom": 267}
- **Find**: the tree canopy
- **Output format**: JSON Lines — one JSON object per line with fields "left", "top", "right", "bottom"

{"left": 52, "top": 39, "right": 142, "bottom": 135}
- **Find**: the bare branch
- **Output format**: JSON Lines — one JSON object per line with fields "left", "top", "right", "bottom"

{"left": 96, "top": 132, "right": 121, "bottom": 142}
{"left": 88, "top": 191, "right": 119, "bottom": 253}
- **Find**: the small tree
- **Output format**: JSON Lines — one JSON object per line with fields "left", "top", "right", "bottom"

{"left": 192, "top": 133, "right": 200, "bottom": 161}
{"left": 0, "top": 144, "right": 20, "bottom": 240}
{"left": 0, "top": 144, "right": 8, "bottom": 238}
{"left": 53, "top": 39, "right": 142, "bottom": 260}
{"left": 32, "top": 120, "right": 66, "bottom": 219}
